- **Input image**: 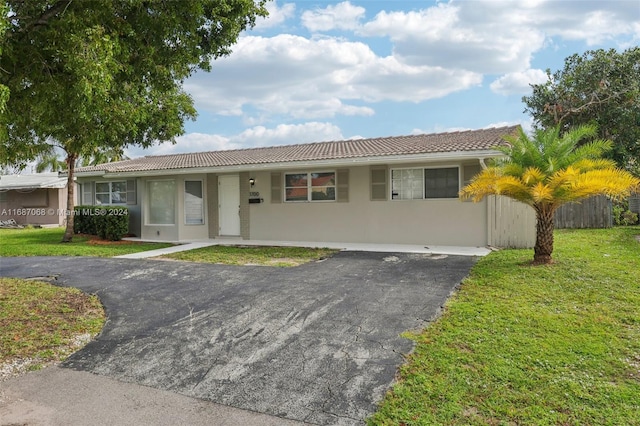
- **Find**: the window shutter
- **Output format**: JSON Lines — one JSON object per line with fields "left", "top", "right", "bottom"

{"left": 82, "top": 182, "right": 94, "bottom": 205}
{"left": 336, "top": 169, "right": 349, "bottom": 202}
{"left": 270, "top": 172, "right": 282, "bottom": 204}
{"left": 370, "top": 166, "right": 387, "bottom": 201}
{"left": 126, "top": 179, "right": 137, "bottom": 205}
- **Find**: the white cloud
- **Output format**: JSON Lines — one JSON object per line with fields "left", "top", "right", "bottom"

{"left": 125, "top": 133, "right": 238, "bottom": 158}
{"left": 301, "top": 1, "right": 365, "bottom": 32}
{"left": 530, "top": 2, "right": 640, "bottom": 46}
{"left": 358, "top": 1, "right": 637, "bottom": 74}
{"left": 254, "top": 1, "right": 296, "bottom": 30}
{"left": 125, "top": 123, "right": 345, "bottom": 158}
{"left": 360, "top": 3, "right": 545, "bottom": 74}
{"left": 234, "top": 122, "right": 344, "bottom": 146}
{"left": 176, "top": 0, "right": 638, "bottom": 145}
{"left": 186, "top": 34, "right": 481, "bottom": 122}
{"left": 490, "top": 69, "right": 548, "bottom": 95}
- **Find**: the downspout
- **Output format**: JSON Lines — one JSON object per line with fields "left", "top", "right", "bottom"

{"left": 480, "top": 157, "right": 492, "bottom": 246}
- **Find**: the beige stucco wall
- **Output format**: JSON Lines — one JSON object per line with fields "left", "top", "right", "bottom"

{"left": 111, "top": 161, "right": 533, "bottom": 247}
{"left": 0, "top": 188, "right": 67, "bottom": 226}
{"left": 139, "top": 174, "right": 208, "bottom": 241}
{"left": 247, "top": 165, "right": 489, "bottom": 246}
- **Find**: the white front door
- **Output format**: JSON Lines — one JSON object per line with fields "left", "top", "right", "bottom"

{"left": 218, "top": 175, "right": 240, "bottom": 236}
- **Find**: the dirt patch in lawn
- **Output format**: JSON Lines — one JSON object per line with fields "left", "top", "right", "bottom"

{"left": 82, "top": 234, "right": 139, "bottom": 245}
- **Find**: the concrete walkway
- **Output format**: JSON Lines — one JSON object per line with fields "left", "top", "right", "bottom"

{"left": 115, "top": 238, "right": 492, "bottom": 259}
{"left": 0, "top": 366, "right": 303, "bottom": 426}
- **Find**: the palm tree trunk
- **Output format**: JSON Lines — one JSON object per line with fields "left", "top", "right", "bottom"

{"left": 533, "top": 205, "right": 555, "bottom": 264}
{"left": 62, "top": 153, "right": 77, "bottom": 243}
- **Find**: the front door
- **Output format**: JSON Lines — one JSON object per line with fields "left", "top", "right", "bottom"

{"left": 218, "top": 175, "right": 240, "bottom": 236}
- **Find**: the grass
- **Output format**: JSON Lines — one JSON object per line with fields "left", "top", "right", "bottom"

{"left": 369, "top": 227, "right": 640, "bottom": 426}
{"left": 159, "top": 245, "right": 339, "bottom": 266}
{"left": 0, "top": 227, "right": 173, "bottom": 257}
{"left": 0, "top": 277, "right": 105, "bottom": 371}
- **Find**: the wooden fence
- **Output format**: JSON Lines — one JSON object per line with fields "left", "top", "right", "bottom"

{"left": 488, "top": 196, "right": 536, "bottom": 248}
{"left": 630, "top": 193, "right": 640, "bottom": 214}
{"left": 554, "top": 195, "right": 612, "bottom": 229}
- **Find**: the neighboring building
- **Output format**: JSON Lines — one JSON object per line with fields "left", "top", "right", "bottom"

{"left": 73, "top": 126, "right": 536, "bottom": 248}
{"left": 0, "top": 172, "right": 68, "bottom": 226}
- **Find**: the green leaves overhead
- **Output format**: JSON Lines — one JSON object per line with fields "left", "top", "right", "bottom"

{"left": 1, "top": 0, "right": 268, "bottom": 163}
{"left": 0, "top": 0, "right": 269, "bottom": 241}
{"left": 523, "top": 48, "right": 640, "bottom": 175}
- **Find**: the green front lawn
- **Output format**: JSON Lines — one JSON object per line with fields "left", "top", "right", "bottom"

{"left": 0, "top": 227, "right": 173, "bottom": 257}
{"left": 370, "top": 227, "right": 640, "bottom": 425}
{"left": 159, "top": 245, "right": 338, "bottom": 267}
{"left": 0, "top": 277, "right": 105, "bottom": 371}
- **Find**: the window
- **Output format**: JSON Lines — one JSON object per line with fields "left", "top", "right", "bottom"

{"left": 285, "top": 172, "right": 335, "bottom": 202}
{"left": 425, "top": 168, "right": 459, "bottom": 198}
{"left": 95, "top": 181, "right": 127, "bottom": 205}
{"left": 391, "top": 169, "right": 423, "bottom": 200}
{"left": 0, "top": 191, "right": 6, "bottom": 203}
{"left": 391, "top": 167, "right": 459, "bottom": 200}
{"left": 147, "top": 180, "right": 175, "bottom": 224}
{"left": 184, "top": 180, "right": 204, "bottom": 225}
{"left": 82, "top": 183, "right": 93, "bottom": 205}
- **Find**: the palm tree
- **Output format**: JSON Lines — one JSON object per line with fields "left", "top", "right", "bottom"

{"left": 35, "top": 150, "right": 67, "bottom": 172}
{"left": 460, "top": 125, "right": 639, "bottom": 265}
{"left": 36, "top": 147, "right": 129, "bottom": 172}
{"left": 79, "top": 146, "right": 129, "bottom": 167}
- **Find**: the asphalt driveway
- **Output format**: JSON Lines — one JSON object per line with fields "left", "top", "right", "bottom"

{"left": 0, "top": 252, "right": 477, "bottom": 425}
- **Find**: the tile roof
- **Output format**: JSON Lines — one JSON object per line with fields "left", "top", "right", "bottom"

{"left": 75, "top": 126, "right": 518, "bottom": 175}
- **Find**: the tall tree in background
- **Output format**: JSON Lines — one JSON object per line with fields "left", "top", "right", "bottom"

{"left": 34, "top": 146, "right": 129, "bottom": 172}
{"left": 0, "top": 0, "right": 268, "bottom": 242}
{"left": 460, "top": 125, "right": 639, "bottom": 265}
{"left": 0, "top": 3, "right": 9, "bottom": 136}
{"left": 523, "top": 48, "right": 640, "bottom": 176}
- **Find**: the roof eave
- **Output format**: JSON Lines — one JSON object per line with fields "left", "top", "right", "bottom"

{"left": 74, "top": 149, "right": 502, "bottom": 179}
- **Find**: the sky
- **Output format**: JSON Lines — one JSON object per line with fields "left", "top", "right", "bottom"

{"left": 126, "top": 0, "right": 640, "bottom": 158}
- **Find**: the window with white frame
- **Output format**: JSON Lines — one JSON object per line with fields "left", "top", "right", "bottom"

{"left": 82, "top": 183, "right": 93, "bottom": 205}
{"left": 391, "top": 169, "right": 424, "bottom": 200}
{"left": 285, "top": 171, "right": 336, "bottom": 202}
{"left": 184, "top": 180, "right": 204, "bottom": 225}
{"left": 147, "top": 180, "right": 175, "bottom": 224}
{"left": 95, "top": 181, "right": 127, "bottom": 204}
{"left": 391, "top": 167, "right": 459, "bottom": 200}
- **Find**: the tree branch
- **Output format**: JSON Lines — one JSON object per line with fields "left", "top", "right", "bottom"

{"left": 15, "top": 0, "right": 73, "bottom": 34}
{"left": 547, "top": 91, "right": 623, "bottom": 125}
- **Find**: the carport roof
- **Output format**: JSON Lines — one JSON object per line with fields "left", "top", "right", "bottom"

{"left": 74, "top": 125, "right": 518, "bottom": 176}
{"left": 0, "top": 172, "right": 67, "bottom": 190}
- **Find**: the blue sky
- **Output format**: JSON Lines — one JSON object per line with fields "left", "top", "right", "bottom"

{"left": 127, "top": 0, "right": 640, "bottom": 158}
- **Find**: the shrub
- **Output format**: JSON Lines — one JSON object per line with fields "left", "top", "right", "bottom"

{"left": 621, "top": 210, "right": 639, "bottom": 226}
{"left": 612, "top": 200, "right": 639, "bottom": 226}
{"left": 73, "top": 206, "right": 129, "bottom": 241}
{"left": 73, "top": 205, "right": 98, "bottom": 235}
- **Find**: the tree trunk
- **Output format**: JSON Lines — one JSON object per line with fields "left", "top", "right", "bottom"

{"left": 533, "top": 205, "right": 556, "bottom": 264}
{"left": 61, "top": 153, "right": 77, "bottom": 243}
